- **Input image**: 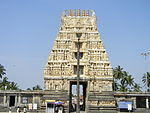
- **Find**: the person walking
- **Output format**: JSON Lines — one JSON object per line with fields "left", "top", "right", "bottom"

{"left": 23, "top": 106, "right": 27, "bottom": 113}
{"left": 9, "top": 107, "right": 12, "bottom": 113}
{"left": 17, "top": 106, "right": 20, "bottom": 113}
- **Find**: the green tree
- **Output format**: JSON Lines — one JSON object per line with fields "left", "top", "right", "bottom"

{"left": 132, "top": 83, "right": 141, "bottom": 92}
{"left": 113, "top": 66, "right": 140, "bottom": 92}
{"left": 0, "top": 64, "right": 6, "bottom": 78}
{"left": 0, "top": 77, "right": 10, "bottom": 90}
{"left": 119, "top": 71, "right": 130, "bottom": 92}
{"left": 127, "top": 75, "right": 134, "bottom": 87}
{"left": 142, "top": 72, "right": 150, "bottom": 91}
{"left": 113, "top": 66, "right": 124, "bottom": 80}
{"left": 119, "top": 71, "right": 134, "bottom": 92}
{"left": 0, "top": 77, "right": 19, "bottom": 90}
{"left": 118, "top": 84, "right": 128, "bottom": 92}
{"left": 9, "top": 82, "right": 19, "bottom": 90}
{"left": 113, "top": 66, "right": 124, "bottom": 91}
{"left": 0, "top": 64, "right": 19, "bottom": 90}
{"left": 32, "top": 85, "right": 42, "bottom": 90}
{"left": 26, "top": 88, "right": 31, "bottom": 90}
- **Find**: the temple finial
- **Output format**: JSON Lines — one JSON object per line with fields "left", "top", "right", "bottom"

{"left": 77, "top": 9, "right": 81, "bottom": 16}
{"left": 73, "top": 9, "right": 76, "bottom": 16}
{"left": 82, "top": 10, "right": 85, "bottom": 16}
{"left": 92, "top": 10, "right": 96, "bottom": 17}
{"left": 86, "top": 10, "right": 89, "bottom": 16}
{"left": 70, "top": 10, "right": 73, "bottom": 16}
{"left": 62, "top": 10, "right": 66, "bottom": 16}
{"left": 68, "top": 10, "right": 72, "bottom": 16}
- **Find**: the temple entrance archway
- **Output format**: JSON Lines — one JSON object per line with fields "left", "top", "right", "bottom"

{"left": 69, "top": 81, "right": 87, "bottom": 112}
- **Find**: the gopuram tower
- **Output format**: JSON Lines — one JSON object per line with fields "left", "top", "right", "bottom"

{"left": 44, "top": 10, "right": 116, "bottom": 113}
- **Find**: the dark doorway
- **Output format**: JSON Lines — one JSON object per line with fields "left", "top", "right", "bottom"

{"left": 9, "top": 96, "right": 15, "bottom": 107}
{"left": 69, "top": 81, "right": 87, "bottom": 112}
{"left": 136, "top": 96, "right": 146, "bottom": 108}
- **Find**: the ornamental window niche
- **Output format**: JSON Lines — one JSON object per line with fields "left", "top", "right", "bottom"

{"left": 75, "top": 42, "right": 83, "bottom": 49}
{"left": 74, "top": 52, "right": 83, "bottom": 59}
{"left": 74, "top": 65, "right": 84, "bottom": 75}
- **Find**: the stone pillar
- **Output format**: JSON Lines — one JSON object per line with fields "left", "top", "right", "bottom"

{"left": 146, "top": 97, "right": 149, "bottom": 108}
{"left": 15, "top": 95, "right": 17, "bottom": 106}
{"left": 18, "top": 94, "right": 21, "bottom": 106}
{"left": 3, "top": 94, "right": 6, "bottom": 107}
{"left": 33, "top": 95, "right": 35, "bottom": 104}
{"left": 7, "top": 96, "right": 9, "bottom": 107}
{"left": 133, "top": 98, "right": 136, "bottom": 109}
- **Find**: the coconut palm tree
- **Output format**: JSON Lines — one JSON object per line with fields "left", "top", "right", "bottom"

{"left": 127, "top": 75, "right": 134, "bottom": 86}
{"left": 113, "top": 66, "right": 141, "bottom": 92}
{"left": 113, "top": 66, "right": 124, "bottom": 79}
{"left": 119, "top": 71, "right": 127, "bottom": 92}
{"left": 0, "top": 77, "right": 10, "bottom": 90}
{"left": 0, "top": 64, "right": 6, "bottom": 78}
{"left": 9, "top": 82, "right": 19, "bottom": 90}
{"left": 126, "top": 74, "right": 134, "bottom": 91}
{"left": 142, "top": 72, "right": 150, "bottom": 91}
{"left": 118, "top": 71, "right": 134, "bottom": 92}
{"left": 118, "top": 84, "right": 128, "bottom": 92}
{"left": 0, "top": 77, "right": 19, "bottom": 90}
{"left": 0, "top": 64, "right": 19, "bottom": 90}
{"left": 113, "top": 66, "right": 124, "bottom": 91}
{"left": 132, "top": 83, "right": 141, "bottom": 92}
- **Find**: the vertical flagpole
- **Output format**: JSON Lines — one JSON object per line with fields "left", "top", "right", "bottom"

{"left": 76, "top": 33, "right": 82, "bottom": 113}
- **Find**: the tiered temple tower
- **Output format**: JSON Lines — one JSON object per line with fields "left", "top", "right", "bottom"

{"left": 44, "top": 9, "right": 116, "bottom": 113}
